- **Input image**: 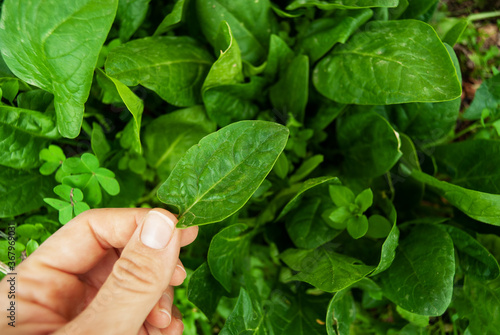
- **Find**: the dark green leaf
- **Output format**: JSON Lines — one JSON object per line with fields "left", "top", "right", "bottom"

{"left": 196, "top": 0, "right": 277, "bottom": 64}
{"left": 442, "top": 19, "right": 468, "bottom": 46}
{"left": 289, "top": 154, "right": 324, "bottom": 184}
{"left": 400, "top": 0, "right": 438, "bottom": 19}
{"left": 337, "top": 111, "right": 402, "bottom": 178}
{"left": 106, "top": 36, "right": 213, "bottom": 106}
{"left": 91, "top": 123, "right": 111, "bottom": 163}
{"left": 281, "top": 246, "right": 375, "bottom": 292}
{"left": 463, "top": 73, "right": 500, "bottom": 120}
{"left": 16, "top": 90, "right": 54, "bottom": 112}
{"left": 0, "top": 167, "right": 54, "bottom": 218}
{"left": 313, "top": 20, "right": 461, "bottom": 104}
{"left": 326, "top": 289, "right": 356, "bottom": 335}
{"left": 346, "top": 215, "right": 369, "bottom": 239}
{"left": 378, "top": 224, "right": 455, "bottom": 316}
{"left": 144, "top": 106, "right": 216, "bottom": 180}
{"left": 153, "top": 0, "right": 186, "bottom": 36}
{"left": 187, "top": 262, "right": 226, "bottom": 318}
{"left": 287, "top": 0, "right": 398, "bottom": 10}
{"left": 158, "top": 120, "right": 289, "bottom": 227}
{"left": 296, "top": 9, "right": 372, "bottom": 63}
{"left": 0, "top": 106, "right": 59, "bottom": 169}
{"left": 0, "top": 0, "right": 118, "bottom": 138}
{"left": 117, "top": 0, "right": 150, "bottom": 42}
{"left": 208, "top": 224, "right": 251, "bottom": 291}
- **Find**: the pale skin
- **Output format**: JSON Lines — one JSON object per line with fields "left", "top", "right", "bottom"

{"left": 0, "top": 208, "right": 199, "bottom": 335}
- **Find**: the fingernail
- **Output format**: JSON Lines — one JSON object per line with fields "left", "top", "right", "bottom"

{"left": 176, "top": 264, "right": 187, "bottom": 276}
{"left": 140, "top": 211, "right": 175, "bottom": 249}
{"left": 159, "top": 293, "right": 172, "bottom": 327}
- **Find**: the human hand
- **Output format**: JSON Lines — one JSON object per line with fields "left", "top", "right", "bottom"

{"left": 0, "top": 208, "right": 198, "bottom": 335}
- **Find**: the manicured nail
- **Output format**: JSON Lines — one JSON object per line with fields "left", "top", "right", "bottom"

{"left": 140, "top": 211, "right": 175, "bottom": 249}
{"left": 159, "top": 293, "right": 172, "bottom": 327}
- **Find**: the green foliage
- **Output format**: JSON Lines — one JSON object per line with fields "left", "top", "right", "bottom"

{"left": 1, "top": 0, "right": 499, "bottom": 333}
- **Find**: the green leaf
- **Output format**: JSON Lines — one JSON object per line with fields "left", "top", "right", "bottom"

{"left": 337, "top": 111, "right": 402, "bottom": 178}
{"left": 452, "top": 276, "right": 500, "bottom": 335}
{"left": 270, "top": 55, "right": 309, "bottom": 123}
{"left": 0, "top": 0, "right": 118, "bottom": 138}
{"left": 273, "top": 152, "right": 289, "bottom": 179}
{"left": 144, "top": 106, "right": 216, "bottom": 180}
{"left": 328, "top": 206, "right": 352, "bottom": 227}
{"left": 91, "top": 123, "right": 111, "bottom": 163}
{"left": 412, "top": 170, "right": 500, "bottom": 226}
{"left": 263, "top": 34, "right": 294, "bottom": 81}
{"left": 279, "top": 176, "right": 340, "bottom": 220}
{"left": 400, "top": 0, "right": 438, "bottom": 19}
{"left": 195, "top": 0, "right": 277, "bottom": 64}
{"left": 287, "top": 196, "right": 341, "bottom": 249}
{"left": 153, "top": 0, "right": 186, "bottom": 36}
{"left": 158, "top": 121, "right": 288, "bottom": 227}
{"left": 281, "top": 246, "right": 375, "bottom": 292}
{"left": 25, "top": 239, "right": 40, "bottom": 256}
{"left": 442, "top": 225, "right": 500, "bottom": 280}
{"left": 463, "top": 73, "right": 500, "bottom": 120}
{"left": 97, "top": 69, "right": 144, "bottom": 153}
{"left": 329, "top": 185, "right": 355, "bottom": 207}
{"left": 95, "top": 168, "right": 120, "bottom": 196}
{"left": 219, "top": 288, "right": 267, "bottom": 335}
{"left": 289, "top": 154, "right": 324, "bottom": 184}
{"left": 434, "top": 139, "right": 500, "bottom": 194}
{"left": 202, "top": 22, "right": 264, "bottom": 126}
{"left": 378, "top": 224, "right": 455, "bottom": 316}
{"left": 346, "top": 215, "right": 369, "bottom": 239}
{"left": 296, "top": 9, "right": 373, "bottom": 63}
{"left": 187, "top": 262, "right": 226, "bottom": 318}
{"left": 0, "top": 167, "right": 54, "bottom": 218}
{"left": 355, "top": 189, "right": 373, "bottom": 212}
{"left": 366, "top": 215, "right": 392, "bottom": 239}
{"left": 326, "top": 289, "right": 356, "bottom": 335}
{"left": 208, "top": 224, "right": 251, "bottom": 292}
{"left": 442, "top": 18, "right": 468, "bottom": 46}
{"left": 396, "top": 305, "right": 429, "bottom": 327}
{"left": 0, "top": 106, "right": 59, "bottom": 169}
{"left": 116, "top": 0, "right": 150, "bottom": 42}
{"left": 287, "top": 0, "right": 398, "bottom": 10}
{"left": 313, "top": 20, "right": 461, "bottom": 104}
{"left": 105, "top": 36, "right": 213, "bottom": 106}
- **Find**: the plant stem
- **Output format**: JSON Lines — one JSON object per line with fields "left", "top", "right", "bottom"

{"left": 0, "top": 261, "right": 10, "bottom": 275}
{"left": 468, "top": 11, "right": 500, "bottom": 21}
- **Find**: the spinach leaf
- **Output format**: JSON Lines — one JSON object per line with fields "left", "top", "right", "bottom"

{"left": 158, "top": 120, "right": 289, "bottom": 227}
{"left": 326, "top": 289, "right": 356, "bottom": 335}
{"left": 105, "top": 36, "right": 213, "bottom": 106}
{"left": 313, "top": 20, "right": 462, "bottom": 104}
{"left": 463, "top": 73, "right": 500, "bottom": 120}
{"left": 0, "top": 106, "right": 59, "bottom": 169}
{"left": 187, "top": 262, "right": 226, "bottom": 318}
{"left": 154, "top": 0, "right": 187, "bottom": 36}
{"left": 0, "top": 0, "right": 118, "bottom": 138}
{"left": 378, "top": 224, "right": 455, "bottom": 316}
{"left": 287, "top": 0, "right": 398, "bottom": 10}
{"left": 117, "top": 0, "right": 150, "bottom": 42}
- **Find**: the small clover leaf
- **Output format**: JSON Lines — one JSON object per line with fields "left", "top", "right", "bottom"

{"left": 355, "top": 189, "right": 373, "bottom": 213}
{"left": 346, "top": 215, "right": 369, "bottom": 239}
{"left": 366, "top": 215, "right": 392, "bottom": 239}
{"left": 329, "top": 184, "right": 355, "bottom": 207}
{"left": 44, "top": 185, "right": 90, "bottom": 224}
{"left": 39, "top": 145, "right": 66, "bottom": 176}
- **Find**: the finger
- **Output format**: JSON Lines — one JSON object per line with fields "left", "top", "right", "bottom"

{"left": 161, "top": 305, "right": 184, "bottom": 335}
{"left": 25, "top": 208, "right": 154, "bottom": 274}
{"left": 170, "top": 260, "right": 187, "bottom": 287}
{"left": 62, "top": 209, "right": 182, "bottom": 335}
{"left": 146, "top": 286, "right": 174, "bottom": 329}
{"left": 180, "top": 225, "right": 198, "bottom": 247}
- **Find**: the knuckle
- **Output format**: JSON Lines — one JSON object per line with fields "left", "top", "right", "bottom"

{"left": 110, "top": 251, "right": 160, "bottom": 293}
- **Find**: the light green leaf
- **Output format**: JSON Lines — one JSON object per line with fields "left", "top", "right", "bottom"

{"left": 106, "top": 36, "right": 213, "bottom": 106}
{"left": 355, "top": 189, "right": 373, "bottom": 212}
{"left": 95, "top": 168, "right": 120, "bottom": 195}
{"left": 296, "top": 9, "right": 373, "bottom": 63}
{"left": 329, "top": 185, "right": 355, "bottom": 207}
{"left": 0, "top": 106, "right": 59, "bottom": 169}
{"left": 208, "top": 224, "right": 251, "bottom": 292}
{"left": 289, "top": 154, "right": 324, "bottom": 184}
{"left": 346, "top": 215, "right": 369, "bottom": 239}
{"left": 153, "top": 0, "right": 186, "bottom": 36}
{"left": 91, "top": 123, "right": 111, "bottom": 163}
{"left": 202, "top": 22, "right": 264, "bottom": 126}
{"left": 313, "top": 20, "right": 461, "bottom": 104}
{"left": 328, "top": 206, "right": 352, "bottom": 227}
{"left": 0, "top": 0, "right": 118, "bottom": 138}
{"left": 396, "top": 305, "right": 429, "bottom": 327}
{"left": 326, "top": 289, "right": 356, "bottom": 335}
{"left": 442, "top": 18, "right": 468, "bottom": 46}
{"left": 273, "top": 152, "right": 289, "bottom": 179}
{"left": 196, "top": 0, "right": 277, "bottom": 64}
{"left": 378, "top": 224, "right": 455, "bottom": 316}
{"left": 281, "top": 246, "right": 375, "bottom": 292}
{"left": 442, "top": 225, "right": 500, "bottom": 280}
{"left": 366, "top": 215, "right": 392, "bottom": 239}
{"left": 187, "top": 262, "right": 226, "bottom": 318}
{"left": 97, "top": 69, "right": 144, "bottom": 153}
{"left": 25, "top": 239, "right": 40, "bottom": 256}
{"left": 158, "top": 121, "right": 289, "bottom": 227}
{"left": 144, "top": 106, "right": 216, "bottom": 180}
{"left": 117, "top": 0, "right": 150, "bottom": 42}
{"left": 337, "top": 111, "right": 402, "bottom": 178}
{"left": 0, "top": 167, "right": 54, "bottom": 218}
{"left": 287, "top": 0, "right": 398, "bottom": 10}
{"left": 412, "top": 170, "right": 500, "bottom": 226}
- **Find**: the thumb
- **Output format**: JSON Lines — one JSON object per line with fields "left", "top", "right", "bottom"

{"left": 64, "top": 209, "right": 181, "bottom": 335}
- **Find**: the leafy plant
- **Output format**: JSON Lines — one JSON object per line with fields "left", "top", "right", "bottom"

{"left": 1, "top": 0, "right": 499, "bottom": 334}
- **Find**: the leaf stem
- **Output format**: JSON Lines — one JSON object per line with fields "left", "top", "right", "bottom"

{"left": 468, "top": 11, "right": 500, "bottom": 21}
